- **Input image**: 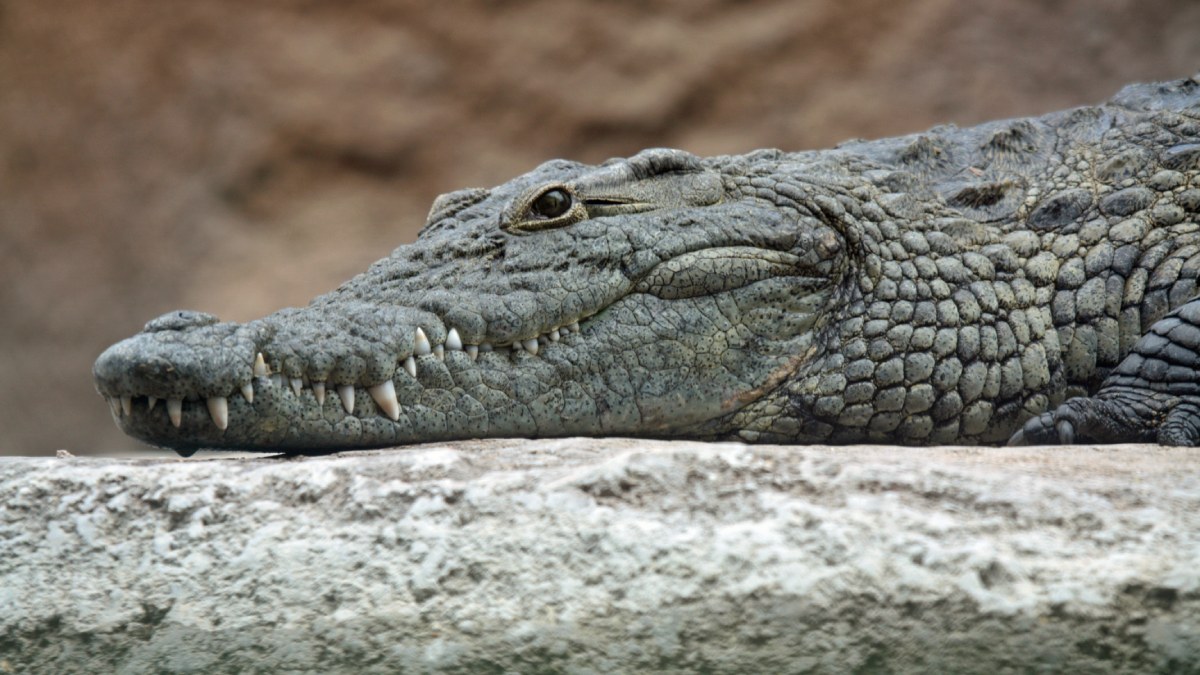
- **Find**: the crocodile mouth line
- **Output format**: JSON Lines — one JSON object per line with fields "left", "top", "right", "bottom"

{"left": 105, "top": 316, "right": 590, "bottom": 433}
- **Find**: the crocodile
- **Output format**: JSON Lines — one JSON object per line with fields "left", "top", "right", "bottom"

{"left": 94, "top": 77, "right": 1200, "bottom": 455}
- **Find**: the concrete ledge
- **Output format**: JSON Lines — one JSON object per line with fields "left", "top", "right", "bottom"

{"left": 3, "top": 439, "right": 1199, "bottom": 673}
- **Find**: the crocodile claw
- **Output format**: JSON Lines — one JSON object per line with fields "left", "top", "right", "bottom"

{"left": 1055, "top": 419, "right": 1075, "bottom": 445}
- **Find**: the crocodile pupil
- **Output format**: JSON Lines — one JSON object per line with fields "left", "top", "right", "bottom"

{"left": 531, "top": 188, "right": 572, "bottom": 219}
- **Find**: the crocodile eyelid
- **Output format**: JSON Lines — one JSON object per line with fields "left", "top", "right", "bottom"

{"left": 502, "top": 183, "right": 588, "bottom": 233}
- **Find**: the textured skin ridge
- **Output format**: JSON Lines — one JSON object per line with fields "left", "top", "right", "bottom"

{"left": 94, "top": 78, "right": 1200, "bottom": 453}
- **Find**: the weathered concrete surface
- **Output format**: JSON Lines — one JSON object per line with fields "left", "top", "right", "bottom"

{"left": 2, "top": 439, "right": 1199, "bottom": 673}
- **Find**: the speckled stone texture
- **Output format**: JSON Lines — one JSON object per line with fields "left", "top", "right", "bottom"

{"left": 2, "top": 439, "right": 1199, "bottom": 673}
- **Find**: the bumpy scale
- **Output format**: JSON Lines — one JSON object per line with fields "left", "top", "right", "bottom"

{"left": 94, "top": 78, "right": 1200, "bottom": 455}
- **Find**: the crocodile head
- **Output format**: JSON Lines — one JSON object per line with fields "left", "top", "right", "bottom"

{"left": 94, "top": 148, "right": 853, "bottom": 454}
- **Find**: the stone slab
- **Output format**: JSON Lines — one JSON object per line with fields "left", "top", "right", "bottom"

{"left": 2, "top": 439, "right": 1199, "bottom": 673}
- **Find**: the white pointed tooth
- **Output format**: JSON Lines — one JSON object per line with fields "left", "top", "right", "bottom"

{"left": 167, "top": 398, "right": 183, "bottom": 428}
{"left": 479, "top": 342, "right": 493, "bottom": 352}
{"left": 465, "top": 345, "right": 478, "bottom": 360}
{"left": 290, "top": 377, "right": 303, "bottom": 397}
{"left": 107, "top": 397, "right": 122, "bottom": 417}
{"left": 253, "top": 352, "right": 269, "bottom": 377}
{"left": 569, "top": 321, "right": 580, "bottom": 333}
{"left": 240, "top": 383, "right": 254, "bottom": 404}
{"left": 404, "top": 356, "right": 417, "bottom": 378}
{"left": 512, "top": 343, "right": 521, "bottom": 353}
{"left": 549, "top": 328, "right": 560, "bottom": 342}
{"left": 206, "top": 396, "right": 228, "bottom": 431}
{"left": 313, "top": 381, "right": 326, "bottom": 406}
{"left": 446, "top": 328, "right": 463, "bottom": 351}
{"left": 368, "top": 380, "right": 401, "bottom": 421}
{"left": 522, "top": 338, "right": 540, "bottom": 356}
{"left": 414, "top": 327, "right": 432, "bottom": 356}
{"left": 147, "top": 396, "right": 158, "bottom": 411}
{"left": 120, "top": 396, "right": 132, "bottom": 416}
{"left": 434, "top": 344, "right": 444, "bottom": 361}
{"left": 338, "top": 385, "right": 355, "bottom": 414}
{"left": 270, "top": 373, "right": 283, "bottom": 389}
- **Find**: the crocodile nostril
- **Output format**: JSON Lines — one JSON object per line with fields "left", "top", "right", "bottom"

{"left": 143, "top": 310, "right": 220, "bottom": 333}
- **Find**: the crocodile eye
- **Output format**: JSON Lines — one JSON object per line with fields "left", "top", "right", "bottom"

{"left": 530, "top": 188, "right": 573, "bottom": 219}
{"left": 503, "top": 184, "right": 585, "bottom": 233}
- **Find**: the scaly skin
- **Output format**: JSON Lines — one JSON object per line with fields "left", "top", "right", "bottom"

{"left": 95, "top": 78, "right": 1200, "bottom": 454}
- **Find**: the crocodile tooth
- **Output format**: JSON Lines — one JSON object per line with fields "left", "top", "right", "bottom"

{"left": 446, "top": 328, "right": 463, "bottom": 351}
{"left": 253, "top": 352, "right": 269, "bottom": 377}
{"left": 270, "top": 373, "right": 283, "bottom": 389}
{"left": 338, "top": 385, "right": 355, "bottom": 414}
{"left": 479, "top": 342, "right": 493, "bottom": 352}
{"left": 414, "top": 327, "right": 432, "bottom": 356}
{"left": 206, "top": 396, "right": 228, "bottom": 430}
{"left": 368, "top": 380, "right": 400, "bottom": 421}
{"left": 569, "top": 321, "right": 580, "bottom": 333}
{"left": 511, "top": 343, "right": 522, "bottom": 353}
{"left": 147, "top": 396, "right": 158, "bottom": 411}
{"left": 434, "top": 344, "right": 444, "bottom": 361}
{"left": 522, "top": 338, "right": 539, "bottom": 356}
{"left": 240, "top": 383, "right": 254, "bottom": 404}
{"left": 465, "top": 345, "right": 478, "bottom": 360}
{"left": 549, "top": 328, "right": 560, "bottom": 342}
{"left": 404, "top": 356, "right": 417, "bottom": 378}
{"left": 120, "top": 396, "right": 132, "bottom": 416}
{"left": 167, "top": 398, "right": 183, "bottom": 428}
{"left": 313, "top": 381, "right": 326, "bottom": 405}
{"left": 290, "top": 377, "right": 303, "bottom": 397}
{"left": 107, "top": 397, "right": 121, "bottom": 417}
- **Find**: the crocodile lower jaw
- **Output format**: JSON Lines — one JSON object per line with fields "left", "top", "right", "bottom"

{"left": 103, "top": 318, "right": 588, "bottom": 434}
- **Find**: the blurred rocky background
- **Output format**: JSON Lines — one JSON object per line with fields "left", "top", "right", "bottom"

{"left": 2, "top": 0, "right": 1198, "bottom": 455}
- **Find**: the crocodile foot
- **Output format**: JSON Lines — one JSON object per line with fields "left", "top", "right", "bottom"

{"left": 1010, "top": 300, "right": 1200, "bottom": 446}
{"left": 1007, "top": 393, "right": 1200, "bottom": 446}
